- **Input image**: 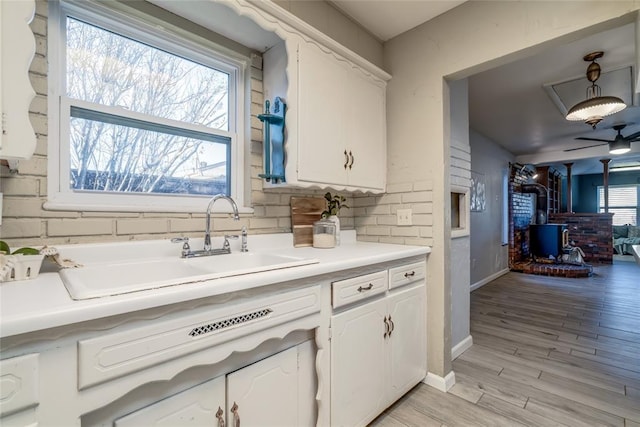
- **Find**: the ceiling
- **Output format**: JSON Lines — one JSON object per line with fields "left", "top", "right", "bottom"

{"left": 330, "top": 1, "right": 640, "bottom": 176}
{"left": 330, "top": 0, "right": 466, "bottom": 41}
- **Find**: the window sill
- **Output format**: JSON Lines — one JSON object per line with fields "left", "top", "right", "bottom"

{"left": 43, "top": 199, "right": 254, "bottom": 215}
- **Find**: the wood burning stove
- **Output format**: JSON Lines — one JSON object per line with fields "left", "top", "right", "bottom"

{"left": 529, "top": 224, "right": 568, "bottom": 260}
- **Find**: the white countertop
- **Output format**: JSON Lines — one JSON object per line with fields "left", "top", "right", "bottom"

{"left": 0, "top": 231, "right": 429, "bottom": 338}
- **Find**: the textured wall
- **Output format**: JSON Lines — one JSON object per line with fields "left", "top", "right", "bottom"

{"left": 469, "top": 130, "right": 513, "bottom": 286}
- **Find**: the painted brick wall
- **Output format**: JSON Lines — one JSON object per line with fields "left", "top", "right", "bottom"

{"left": 353, "top": 181, "right": 433, "bottom": 247}
{"left": 509, "top": 164, "right": 535, "bottom": 264}
{"left": 0, "top": 0, "right": 354, "bottom": 247}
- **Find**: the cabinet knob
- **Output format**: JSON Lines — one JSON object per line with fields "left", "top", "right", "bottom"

{"left": 216, "top": 407, "right": 225, "bottom": 427}
{"left": 404, "top": 271, "right": 416, "bottom": 279}
{"left": 231, "top": 402, "right": 240, "bottom": 427}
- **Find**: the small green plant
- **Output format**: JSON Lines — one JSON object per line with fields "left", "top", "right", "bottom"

{"left": 322, "top": 192, "right": 349, "bottom": 218}
{"left": 0, "top": 240, "right": 40, "bottom": 256}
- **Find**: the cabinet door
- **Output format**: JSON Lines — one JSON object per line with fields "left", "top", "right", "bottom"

{"left": 386, "top": 284, "right": 427, "bottom": 405}
{"left": 226, "top": 344, "right": 314, "bottom": 427}
{"left": 345, "top": 69, "right": 386, "bottom": 191}
{"left": 114, "top": 376, "right": 225, "bottom": 427}
{"left": 297, "top": 41, "right": 348, "bottom": 187}
{"left": 331, "top": 297, "right": 387, "bottom": 427}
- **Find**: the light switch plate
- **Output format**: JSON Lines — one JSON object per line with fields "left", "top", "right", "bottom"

{"left": 397, "top": 208, "right": 412, "bottom": 226}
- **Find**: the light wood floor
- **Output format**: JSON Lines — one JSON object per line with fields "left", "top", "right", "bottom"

{"left": 371, "top": 261, "right": 640, "bottom": 426}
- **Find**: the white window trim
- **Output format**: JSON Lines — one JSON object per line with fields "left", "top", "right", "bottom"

{"left": 45, "top": 0, "right": 253, "bottom": 213}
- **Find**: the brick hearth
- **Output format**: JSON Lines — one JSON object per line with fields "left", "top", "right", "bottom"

{"left": 511, "top": 261, "right": 593, "bottom": 278}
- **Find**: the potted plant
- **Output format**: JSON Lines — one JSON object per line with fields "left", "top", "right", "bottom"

{"left": 321, "top": 192, "right": 349, "bottom": 245}
{"left": 0, "top": 240, "right": 44, "bottom": 281}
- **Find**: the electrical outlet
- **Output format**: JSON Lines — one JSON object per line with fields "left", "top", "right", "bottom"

{"left": 397, "top": 208, "right": 412, "bottom": 226}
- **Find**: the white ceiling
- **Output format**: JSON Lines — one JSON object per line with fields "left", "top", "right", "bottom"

{"left": 330, "top": 0, "right": 466, "bottom": 41}
{"left": 332, "top": 2, "right": 640, "bottom": 176}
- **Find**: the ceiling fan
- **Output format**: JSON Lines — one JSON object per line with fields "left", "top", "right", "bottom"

{"left": 565, "top": 124, "right": 640, "bottom": 154}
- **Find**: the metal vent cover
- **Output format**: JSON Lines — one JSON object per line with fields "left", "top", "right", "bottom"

{"left": 188, "top": 308, "right": 273, "bottom": 337}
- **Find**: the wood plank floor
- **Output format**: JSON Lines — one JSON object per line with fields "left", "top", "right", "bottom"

{"left": 371, "top": 261, "right": 640, "bottom": 426}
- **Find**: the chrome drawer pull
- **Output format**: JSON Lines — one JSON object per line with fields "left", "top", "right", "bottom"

{"left": 404, "top": 271, "right": 416, "bottom": 278}
{"left": 357, "top": 283, "right": 374, "bottom": 292}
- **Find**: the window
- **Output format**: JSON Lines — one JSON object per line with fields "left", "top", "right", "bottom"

{"left": 598, "top": 185, "right": 639, "bottom": 225}
{"left": 47, "top": 1, "right": 248, "bottom": 212}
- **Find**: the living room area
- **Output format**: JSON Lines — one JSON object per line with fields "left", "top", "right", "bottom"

{"left": 571, "top": 168, "right": 640, "bottom": 264}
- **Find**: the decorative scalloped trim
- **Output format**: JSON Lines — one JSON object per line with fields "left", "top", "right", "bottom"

{"left": 0, "top": 0, "right": 37, "bottom": 160}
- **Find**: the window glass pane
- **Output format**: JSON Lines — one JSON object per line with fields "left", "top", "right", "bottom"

{"left": 598, "top": 186, "right": 638, "bottom": 208}
{"left": 69, "top": 116, "right": 229, "bottom": 196}
{"left": 597, "top": 185, "right": 638, "bottom": 226}
{"left": 599, "top": 208, "right": 636, "bottom": 226}
{"left": 66, "top": 17, "right": 229, "bottom": 131}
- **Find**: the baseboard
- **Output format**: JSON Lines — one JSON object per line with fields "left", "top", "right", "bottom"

{"left": 470, "top": 268, "right": 509, "bottom": 292}
{"left": 423, "top": 370, "right": 456, "bottom": 392}
{"left": 451, "top": 335, "right": 473, "bottom": 360}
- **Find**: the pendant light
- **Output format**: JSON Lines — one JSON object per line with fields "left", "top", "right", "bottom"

{"left": 566, "top": 51, "right": 626, "bottom": 129}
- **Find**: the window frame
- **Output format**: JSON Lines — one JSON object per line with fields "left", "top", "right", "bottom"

{"left": 597, "top": 184, "right": 639, "bottom": 226}
{"left": 46, "top": 0, "right": 252, "bottom": 213}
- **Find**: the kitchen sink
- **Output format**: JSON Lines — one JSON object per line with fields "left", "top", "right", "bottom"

{"left": 60, "top": 253, "right": 318, "bottom": 300}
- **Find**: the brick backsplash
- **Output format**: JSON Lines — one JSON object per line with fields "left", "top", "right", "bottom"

{"left": 353, "top": 181, "right": 434, "bottom": 247}
{"left": 0, "top": 0, "right": 353, "bottom": 247}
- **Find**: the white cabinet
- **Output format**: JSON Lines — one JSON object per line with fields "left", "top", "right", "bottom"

{"left": 386, "top": 284, "right": 427, "bottom": 405}
{"left": 331, "top": 296, "right": 387, "bottom": 427}
{"left": 114, "top": 341, "right": 315, "bottom": 427}
{"left": 0, "top": 0, "right": 37, "bottom": 161}
{"left": 0, "top": 353, "right": 39, "bottom": 421}
{"left": 114, "top": 377, "right": 225, "bottom": 427}
{"left": 295, "top": 41, "right": 386, "bottom": 192}
{"left": 226, "top": 340, "right": 315, "bottom": 427}
{"left": 264, "top": 38, "right": 389, "bottom": 194}
{"left": 330, "top": 262, "right": 427, "bottom": 427}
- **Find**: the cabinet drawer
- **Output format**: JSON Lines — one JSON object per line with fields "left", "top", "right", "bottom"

{"left": 388, "top": 261, "right": 426, "bottom": 290}
{"left": 0, "top": 353, "right": 39, "bottom": 417}
{"left": 332, "top": 271, "right": 387, "bottom": 309}
{"left": 78, "top": 285, "right": 321, "bottom": 389}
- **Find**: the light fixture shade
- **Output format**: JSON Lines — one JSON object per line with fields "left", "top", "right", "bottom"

{"left": 609, "top": 138, "right": 631, "bottom": 155}
{"left": 565, "top": 96, "right": 627, "bottom": 121}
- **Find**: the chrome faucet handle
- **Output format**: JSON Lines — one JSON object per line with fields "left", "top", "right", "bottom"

{"left": 223, "top": 234, "right": 238, "bottom": 251}
{"left": 241, "top": 226, "right": 248, "bottom": 252}
{"left": 171, "top": 237, "right": 191, "bottom": 258}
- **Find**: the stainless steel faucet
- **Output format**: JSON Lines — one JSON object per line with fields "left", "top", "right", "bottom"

{"left": 172, "top": 195, "right": 242, "bottom": 258}
{"left": 204, "top": 195, "right": 240, "bottom": 251}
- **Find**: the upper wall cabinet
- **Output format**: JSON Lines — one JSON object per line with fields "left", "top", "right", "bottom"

{"left": 288, "top": 40, "right": 387, "bottom": 192}
{"left": 263, "top": 34, "right": 389, "bottom": 194}
{"left": 0, "top": 0, "right": 37, "bottom": 161}
{"left": 148, "top": 0, "right": 391, "bottom": 194}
